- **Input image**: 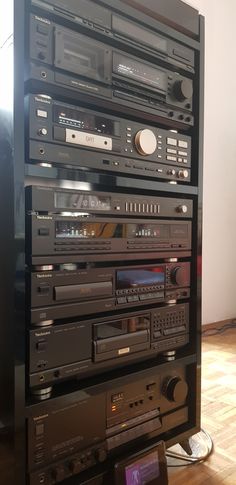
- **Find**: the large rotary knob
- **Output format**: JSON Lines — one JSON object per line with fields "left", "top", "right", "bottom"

{"left": 135, "top": 129, "right": 157, "bottom": 156}
{"left": 170, "top": 266, "right": 186, "bottom": 286}
{"left": 162, "top": 376, "right": 188, "bottom": 403}
{"left": 173, "top": 79, "right": 193, "bottom": 101}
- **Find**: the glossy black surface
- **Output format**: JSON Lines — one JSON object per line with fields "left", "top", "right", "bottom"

{"left": 1, "top": 0, "right": 204, "bottom": 483}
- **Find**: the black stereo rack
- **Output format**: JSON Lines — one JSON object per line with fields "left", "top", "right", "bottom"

{"left": 0, "top": 0, "right": 204, "bottom": 483}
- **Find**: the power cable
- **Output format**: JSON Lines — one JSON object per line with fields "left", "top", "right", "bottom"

{"left": 166, "top": 428, "right": 214, "bottom": 468}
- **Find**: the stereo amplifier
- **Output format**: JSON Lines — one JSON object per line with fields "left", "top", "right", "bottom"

{"left": 27, "top": 362, "right": 190, "bottom": 484}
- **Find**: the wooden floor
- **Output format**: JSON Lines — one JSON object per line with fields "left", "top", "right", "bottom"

{"left": 169, "top": 327, "right": 236, "bottom": 485}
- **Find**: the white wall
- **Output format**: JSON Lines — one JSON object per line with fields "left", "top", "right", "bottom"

{"left": 185, "top": 0, "right": 236, "bottom": 324}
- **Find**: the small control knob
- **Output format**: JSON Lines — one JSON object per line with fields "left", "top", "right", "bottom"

{"left": 176, "top": 205, "right": 188, "bottom": 214}
{"left": 95, "top": 448, "right": 107, "bottom": 463}
{"left": 173, "top": 79, "right": 193, "bottom": 101}
{"left": 68, "top": 458, "right": 82, "bottom": 474}
{"left": 167, "top": 169, "right": 176, "bottom": 176}
{"left": 170, "top": 266, "right": 185, "bottom": 286}
{"left": 178, "top": 169, "right": 189, "bottom": 179}
{"left": 162, "top": 376, "right": 188, "bottom": 403}
{"left": 38, "top": 128, "right": 48, "bottom": 136}
{"left": 51, "top": 466, "right": 65, "bottom": 483}
{"left": 135, "top": 129, "right": 157, "bottom": 156}
{"left": 38, "top": 51, "right": 46, "bottom": 60}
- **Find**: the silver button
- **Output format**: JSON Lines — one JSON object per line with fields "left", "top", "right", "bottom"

{"left": 167, "top": 156, "right": 177, "bottom": 162}
{"left": 36, "top": 109, "right": 48, "bottom": 118}
{"left": 167, "top": 148, "right": 177, "bottom": 154}
{"left": 178, "top": 140, "right": 188, "bottom": 148}
{"left": 167, "top": 137, "right": 177, "bottom": 146}
{"left": 178, "top": 151, "right": 188, "bottom": 156}
{"left": 178, "top": 158, "right": 183, "bottom": 163}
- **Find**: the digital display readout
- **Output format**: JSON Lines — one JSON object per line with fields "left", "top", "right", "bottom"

{"left": 55, "top": 192, "right": 112, "bottom": 211}
{"left": 94, "top": 316, "right": 150, "bottom": 340}
{"left": 125, "top": 451, "right": 160, "bottom": 485}
{"left": 54, "top": 105, "right": 120, "bottom": 136}
{"left": 55, "top": 222, "right": 170, "bottom": 239}
{"left": 113, "top": 53, "right": 167, "bottom": 92}
{"left": 117, "top": 268, "right": 165, "bottom": 289}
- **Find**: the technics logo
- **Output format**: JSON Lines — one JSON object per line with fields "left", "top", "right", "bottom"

{"left": 35, "top": 15, "right": 51, "bottom": 25}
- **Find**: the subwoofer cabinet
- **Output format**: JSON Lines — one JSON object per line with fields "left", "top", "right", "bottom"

{"left": 0, "top": 0, "right": 204, "bottom": 483}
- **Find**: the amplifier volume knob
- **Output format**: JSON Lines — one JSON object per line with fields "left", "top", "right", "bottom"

{"left": 135, "top": 129, "right": 157, "bottom": 156}
{"left": 178, "top": 169, "right": 189, "bottom": 179}
{"left": 95, "top": 448, "right": 107, "bottom": 463}
{"left": 173, "top": 79, "right": 193, "bottom": 101}
{"left": 176, "top": 205, "right": 188, "bottom": 214}
{"left": 170, "top": 266, "right": 185, "bottom": 286}
{"left": 38, "top": 128, "right": 48, "bottom": 136}
{"left": 162, "top": 376, "right": 188, "bottom": 403}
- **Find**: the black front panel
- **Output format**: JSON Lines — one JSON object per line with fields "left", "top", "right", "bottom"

{"left": 29, "top": 303, "right": 189, "bottom": 388}
{"left": 31, "top": 0, "right": 195, "bottom": 70}
{"left": 31, "top": 0, "right": 112, "bottom": 30}
{"left": 112, "top": 14, "right": 194, "bottom": 70}
{"left": 30, "top": 262, "right": 191, "bottom": 323}
{"left": 113, "top": 52, "right": 167, "bottom": 95}
{"left": 28, "top": 95, "right": 192, "bottom": 171}
{"left": 54, "top": 26, "right": 112, "bottom": 85}
{"left": 29, "top": 15, "right": 194, "bottom": 126}
{"left": 28, "top": 363, "right": 189, "bottom": 484}
{"left": 26, "top": 186, "right": 193, "bottom": 217}
{"left": 28, "top": 216, "right": 192, "bottom": 259}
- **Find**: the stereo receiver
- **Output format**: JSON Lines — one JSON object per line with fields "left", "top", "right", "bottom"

{"left": 29, "top": 15, "right": 194, "bottom": 126}
{"left": 30, "top": 261, "right": 191, "bottom": 324}
{"left": 29, "top": 302, "right": 189, "bottom": 389}
{"left": 26, "top": 186, "right": 193, "bottom": 218}
{"left": 28, "top": 362, "right": 189, "bottom": 485}
{"left": 31, "top": 0, "right": 195, "bottom": 73}
{"left": 28, "top": 95, "right": 192, "bottom": 182}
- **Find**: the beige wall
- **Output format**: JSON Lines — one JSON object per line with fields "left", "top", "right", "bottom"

{"left": 185, "top": 0, "right": 236, "bottom": 323}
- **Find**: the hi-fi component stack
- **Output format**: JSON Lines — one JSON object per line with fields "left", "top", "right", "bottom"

{"left": 0, "top": 1, "right": 204, "bottom": 484}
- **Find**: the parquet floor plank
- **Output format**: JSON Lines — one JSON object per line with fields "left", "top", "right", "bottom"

{"left": 169, "top": 328, "right": 236, "bottom": 484}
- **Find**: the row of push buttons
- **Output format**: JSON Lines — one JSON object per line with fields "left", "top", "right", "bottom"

{"left": 117, "top": 292, "right": 164, "bottom": 304}
{"left": 125, "top": 127, "right": 133, "bottom": 152}
{"left": 116, "top": 286, "right": 164, "bottom": 296}
{"left": 167, "top": 137, "right": 188, "bottom": 149}
{"left": 125, "top": 202, "right": 160, "bottom": 214}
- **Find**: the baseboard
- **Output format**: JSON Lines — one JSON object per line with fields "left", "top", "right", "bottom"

{"left": 202, "top": 318, "right": 235, "bottom": 331}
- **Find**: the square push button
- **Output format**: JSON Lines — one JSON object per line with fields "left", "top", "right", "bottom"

{"left": 35, "top": 423, "right": 45, "bottom": 437}
{"left": 36, "top": 109, "right": 48, "bottom": 119}
{"left": 36, "top": 24, "right": 49, "bottom": 36}
{"left": 38, "top": 228, "right": 49, "bottom": 236}
{"left": 167, "top": 137, "right": 177, "bottom": 146}
{"left": 178, "top": 140, "right": 188, "bottom": 149}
